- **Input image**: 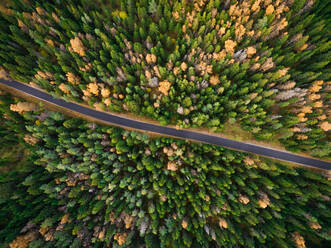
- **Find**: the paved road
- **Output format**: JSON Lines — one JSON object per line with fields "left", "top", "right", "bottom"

{"left": 1, "top": 78, "right": 330, "bottom": 170}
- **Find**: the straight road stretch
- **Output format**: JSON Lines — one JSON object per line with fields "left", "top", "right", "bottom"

{"left": 1, "top": 78, "right": 330, "bottom": 170}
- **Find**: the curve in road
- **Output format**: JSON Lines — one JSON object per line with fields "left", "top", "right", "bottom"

{"left": 1, "top": 78, "right": 330, "bottom": 170}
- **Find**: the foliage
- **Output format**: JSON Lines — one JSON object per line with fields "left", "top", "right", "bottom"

{"left": 0, "top": 94, "right": 330, "bottom": 248}
{"left": 0, "top": 0, "right": 329, "bottom": 157}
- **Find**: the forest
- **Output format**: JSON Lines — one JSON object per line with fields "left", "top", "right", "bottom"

{"left": 0, "top": 0, "right": 330, "bottom": 157}
{"left": 0, "top": 0, "right": 330, "bottom": 248}
{"left": 0, "top": 91, "right": 330, "bottom": 248}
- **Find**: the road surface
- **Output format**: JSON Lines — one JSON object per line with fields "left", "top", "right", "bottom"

{"left": 1, "top": 78, "right": 330, "bottom": 170}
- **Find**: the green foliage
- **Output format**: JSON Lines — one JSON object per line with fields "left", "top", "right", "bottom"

{"left": 0, "top": 0, "right": 330, "bottom": 246}
{"left": 0, "top": 94, "right": 330, "bottom": 247}
{"left": 0, "top": 0, "right": 329, "bottom": 158}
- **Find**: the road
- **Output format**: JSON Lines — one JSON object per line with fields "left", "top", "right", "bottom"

{"left": 1, "top": 78, "right": 330, "bottom": 170}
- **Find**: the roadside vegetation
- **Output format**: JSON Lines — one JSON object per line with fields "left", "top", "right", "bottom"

{"left": 0, "top": 90, "right": 30, "bottom": 173}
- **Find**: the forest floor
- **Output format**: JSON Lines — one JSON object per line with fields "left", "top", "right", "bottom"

{"left": 0, "top": 0, "right": 11, "bottom": 15}
{"left": 0, "top": 144, "right": 27, "bottom": 174}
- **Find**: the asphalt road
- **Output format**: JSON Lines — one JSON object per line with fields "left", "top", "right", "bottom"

{"left": 1, "top": 78, "right": 330, "bottom": 170}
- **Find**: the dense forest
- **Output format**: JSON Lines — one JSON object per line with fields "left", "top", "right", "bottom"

{"left": 0, "top": 0, "right": 330, "bottom": 157}
{"left": 0, "top": 0, "right": 330, "bottom": 247}
{"left": 0, "top": 93, "right": 330, "bottom": 247}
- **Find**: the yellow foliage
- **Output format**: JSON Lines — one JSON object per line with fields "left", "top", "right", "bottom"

{"left": 101, "top": 88, "right": 111, "bottom": 98}
{"left": 9, "top": 232, "right": 38, "bottom": 248}
{"left": 23, "top": 134, "right": 39, "bottom": 145}
{"left": 292, "top": 232, "right": 306, "bottom": 248}
{"left": 172, "top": 11, "right": 180, "bottom": 21}
{"left": 66, "top": 72, "right": 80, "bottom": 85}
{"left": 301, "top": 106, "right": 312, "bottom": 114}
{"left": 167, "top": 161, "right": 178, "bottom": 171}
{"left": 82, "top": 90, "right": 91, "bottom": 98}
{"left": 297, "top": 44, "right": 308, "bottom": 52}
{"left": 59, "top": 83, "right": 70, "bottom": 94}
{"left": 158, "top": 80, "right": 171, "bottom": 96}
{"left": 17, "top": 19, "right": 28, "bottom": 32}
{"left": 309, "top": 222, "right": 321, "bottom": 230}
{"left": 314, "top": 101, "right": 323, "bottom": 108}
{"left": 250, "top": 63, "right": 261, "bottom": 71}
{"left": 235, "top": 23, "right": 246, "bottom": 41}
{"left": 0, "top": 67, "right": 10, "bottom": 80}
{"left": 314, "top": 80, "right": 324, "bottom": 86}
{"left": 317, "top": 114, "right": 326, "bottom": 121}
{"left": 181, "top": 219, "right": 188, "bottom": 229}
{"left": 278, "top": 18, "right": 288, "bottom": 31}
{"left": 297, "top": 113, "right": 307, "bottom": 122}
{"left": 87, "top": 82, "right": 99, "bottom": 96}
{"left": 210, "top": 75, "right": 220, "bottom": 86}
{"left": 213, "top": 50, "right": 226, "bottom": 61}
{"left": 60, "top": 214, "right": 70, "bottom": 224}
{"left": 145, "top": 69, "right": 152, "bottom": 79}
{"left": 44, "top": 231, "right": 54, "bottom": 241}
{"left": 309, "top": 94, "right": 320, "bottom": 101}
{"left": 37, "top": 71, "right": 47, "bottom": 79}
{"left": 173, "top": 67, "right": 179, "bottom": 76}
{"left": 219, "top": 218, "right": 228, "bottom": 229}
{"left": 279, "top": 81, "right": 296, "bottom": 90}
{"left": 36, "top": 7, "right": 46, "bottom": 16}
{"left": 180, "top": 62, "right": 188, "bottom": 71}
{"left": 98, "top": 230, "right": 105, "bottom": 239}
{"left": 10, "top": 102, "right": 37, "bottom": 114}
{"left": 146, "top": 54, "right": 156, "bottom": 64}
{"left": 258, "top": 192, "right": 270, "bottom": 208}
{"left": 70, "top": 37, "right": 85, "bottom": 56}
{"left": 296, "top": 134, "right": 308, "bottom": 140}
{"left": 246, "top": 46, "right": 256, "bottom": 58}
{"left": 163, "top": 147, "right": 174, "bottom": 156}
{"left": 277, "top": 68, "right": 289, "bottom": 77}
{"left": 119, "top": 11, "right": 127, "bottom": 19}
{"left": 206, "top": 65, "right": 213, "bottom": 74}
{"left": 52, "top": 13, "right": 60, "bottom": 23}
{"left": 218, "top": 27, "right": 226, "bottom": 36}
{"left": 244, "top": 156, "right": 254, "bottom": 166}
{"left": 309, "top": 81, "right": 323, "bottom": 92}
{"left": 265, "top": 5, "right": 274, "bottom": 15}
{"left": 238, "top": 194, "right": 250, "bottom": 204}
{"left": 124, "top": 214, "right": 134, "bottom": 229}
{"left": 39, "top": 227, "right": 49, "bottom": 236}
{"left": 260, "top": 58, "right": 274, "bottom": 71}
{"left": 224, "top": 40, "right": 237, "bottom": 55}
{"left": 153, "top": 66, "right": 161, "bottom": 78}
{"left": 320, "top": 121, "right": 331, "bottom": 132}
{"left": 114, "top": 233, "right": 128, "bottom": 246}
